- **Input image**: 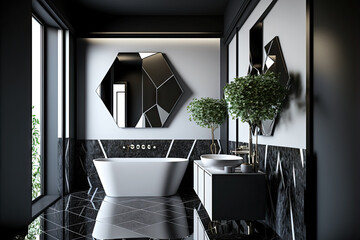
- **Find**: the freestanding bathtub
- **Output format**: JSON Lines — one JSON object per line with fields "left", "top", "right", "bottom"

{"left": 93, "top": 158, "right": 188, "bottom": 197}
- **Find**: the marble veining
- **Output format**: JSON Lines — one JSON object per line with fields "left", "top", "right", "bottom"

{"left": 68, "top": 138, "right": 76, "bottom": 194}
{"left": 73, "top": 140, "right": 105, "bottom": 191}
{"left": 26, "top": 189, "right": 280, "bottom": 240}
{"left": 58, "top": 138, "right": 64, "bottom": 196}
{"left": 167, "top": 140, "right": 195, "bottom": 159}
{"left": 229, "top": 141, "right": 306, "bottom": 240}
{"left": 179, "top": 140, "right": 221, "bottom": 190}
{"left": 101, "top": 139, "right": 172, "bottom": 158}
{"left": 64, "top": 138, "right": 72, "bottom": 195}
{"left": 67, "top": 138, "right": 304, "bottom": 239}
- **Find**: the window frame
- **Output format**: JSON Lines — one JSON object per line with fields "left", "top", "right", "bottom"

{"left": 31, "top": 3, "right": 70, "bottom": 218}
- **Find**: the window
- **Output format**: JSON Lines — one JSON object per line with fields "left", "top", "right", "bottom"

{"left": 32, "top": 16, "right": 43, "bottom": 201}
{"left": 31, "top": 4, "right": 70, "bottom": 219}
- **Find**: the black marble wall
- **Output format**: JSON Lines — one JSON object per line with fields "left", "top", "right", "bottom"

{"left": 70, "top": 139, "right": 221, "bottom": 193}
{"left": 65, "top": 138, "right": 76, "bottom": 194}
{"left": 170, "top": 139, "right": 221, "bottom": 191}
{"left": 229, "top": 141, "right": 306, "bottom": 240}
{"left": 58, "top": 138, "right": 76, "bottom": 196}
{"left": 58, "top": 138, "right": 63, "bottom": 195}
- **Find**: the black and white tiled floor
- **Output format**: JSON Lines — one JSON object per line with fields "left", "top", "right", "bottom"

{"left": 26, "top": 190, "right": 281, "bottom": 239}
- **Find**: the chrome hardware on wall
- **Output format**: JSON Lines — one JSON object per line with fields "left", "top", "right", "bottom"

{"left": 122, "top": 144, "right": 156, "bottom": 150}
{"left": 122, "top": 144, "right": 135, "bottom": 151}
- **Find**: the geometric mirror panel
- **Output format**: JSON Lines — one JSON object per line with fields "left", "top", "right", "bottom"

{"left": 142, "top": 52, "right": 173, "bottom": 87}
{"left": 158, "top": 76, "right": 183, "bottom": 113}
{"left": 263, "top": 36, "right": 290, "bottom": 87}
{"left": 247, "top": 1, "right": 287, "bottom": 136}
{"left": 248, "top": 12, "right": 290, "bottom": 136}
{"left": 261, "top": 36, "right": 290, "bottom": 136}
{"left": 96, "top": 52, "right": 183, "bottom": 128}
{"left": 248, "top": 21, "right": 263, "bottom": 76}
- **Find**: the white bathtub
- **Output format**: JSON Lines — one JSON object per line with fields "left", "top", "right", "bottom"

{"left": 93, "top": 158, "right": 188, "bottom": 197}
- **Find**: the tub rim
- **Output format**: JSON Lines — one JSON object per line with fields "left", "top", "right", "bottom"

{"left": 93, "top": 157, "right": 189, "bottom": 163}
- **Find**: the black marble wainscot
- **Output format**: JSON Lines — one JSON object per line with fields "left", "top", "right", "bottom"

{"left": 182, "top": 140, "right": 221, "bottom": 190}
{"left": 65, "top": 138, "right": 76, "bottom": 194}
{"left": 101, "top": 139, "right": 172, "bottom": 158}
{"left": 228, "top": 141, "right": 306, "bottom": 240}
{"left": 167, "top": 139, "right": 221, "bottom": 190}
{"left": 73, "top": 140, "right": 105, "bottom": 192}
{"left": 70, "top": 139, "right": 221, "bottom": 193}
{"left": 58, "top": 138, "right": 64, "bottom": 195}
{"left": 58, "top": 138, "right": 76, "bottom": 196}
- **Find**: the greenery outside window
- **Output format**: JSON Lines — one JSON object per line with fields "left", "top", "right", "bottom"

{"left": 32, "top": 16, "right": 43, "bottom": 201}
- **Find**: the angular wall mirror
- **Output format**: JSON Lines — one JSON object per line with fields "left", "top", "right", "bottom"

{"left": 96, "top": 52, "right": 184, "bottom": 128}
{"left": 261, "top": 36, "right": 290, "bottom": 136}
{"left": 263, "top": 36, "right": 290, "bottom": 86}
{"left": 248, "top": 1, "right": 290, "bottom": 136}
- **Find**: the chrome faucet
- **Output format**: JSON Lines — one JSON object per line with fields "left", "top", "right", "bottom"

{"left": 122, "top": 143, "right": 155, "bottom": 150}
{"left": 122, "top": 144, "right": 135, "bottom": 151}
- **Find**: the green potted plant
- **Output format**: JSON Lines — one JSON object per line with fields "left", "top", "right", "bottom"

{"left": 224, "top": 72, "right": 287, "bottom": 172}
{"left": 187, "top": 97, "right": 228, "bottom": 154}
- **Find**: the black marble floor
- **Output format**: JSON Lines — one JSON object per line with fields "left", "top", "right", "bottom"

{"left": 26, "top": 190, "right": 281, "bottom": 239}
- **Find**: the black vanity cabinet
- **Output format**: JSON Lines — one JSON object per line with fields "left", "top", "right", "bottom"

{"left": 193, "top": 160, "right": 266, "bottom": 221}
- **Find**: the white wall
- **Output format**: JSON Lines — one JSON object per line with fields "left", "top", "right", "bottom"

{"left": 77, "top": 38, "right": 220, "bottom": 139}
{"left": 228, "top": 36, "right": 237, "bottom": 142}
{"left": 229, "top": 0, "right": 306, "bottom": 149}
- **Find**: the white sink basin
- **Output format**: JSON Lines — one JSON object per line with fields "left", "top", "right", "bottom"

{"left": 200, "top": 154, "right": 243, "bottom": 170}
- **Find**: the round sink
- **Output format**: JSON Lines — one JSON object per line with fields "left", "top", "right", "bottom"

{"left": 200, "top": 154, "right": 243, "bottom": 170}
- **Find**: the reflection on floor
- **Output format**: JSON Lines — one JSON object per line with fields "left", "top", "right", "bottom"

{"left": 28, "top": 190, "right": 281, "bottom": 239}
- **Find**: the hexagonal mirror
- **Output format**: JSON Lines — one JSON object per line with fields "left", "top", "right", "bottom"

{"left": 96, "top": 52, "right": 183, "bottom": 128}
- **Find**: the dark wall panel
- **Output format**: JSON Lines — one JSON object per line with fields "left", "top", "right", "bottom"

{"left": 0, "top": 0, "right": 32, "bottom": 235}
{"left": 219, "top": 39, "right": 228, "bottom": 153}
{"left": 223, "top": 0, "right": 260, "bottom": 44}
{"left": 224, "top": 0, "right": 246, "bottom": 32}
{"left": 312, "top": 0, "right": 360, "bottom": 239}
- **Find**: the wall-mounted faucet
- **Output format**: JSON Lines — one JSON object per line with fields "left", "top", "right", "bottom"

{"left": 122, "top": 144, "right": 134, "bottom": 151}
{"left": 122, "top": 144, "right": 156, "bottom": 151}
